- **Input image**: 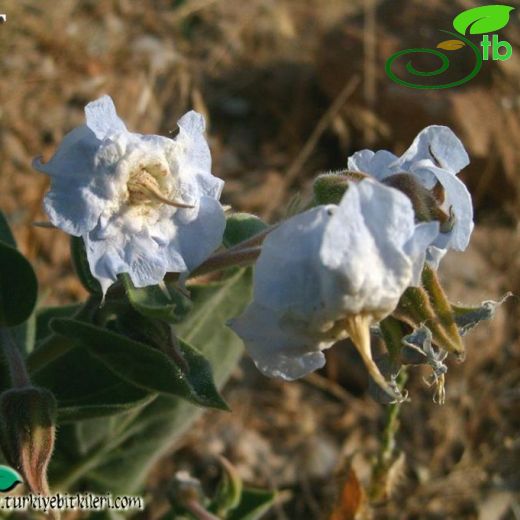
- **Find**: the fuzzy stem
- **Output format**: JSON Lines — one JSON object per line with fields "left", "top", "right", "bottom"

{"left": 0, "top": 328, "right": 30, "bottom": 388}
{"left": 369, "top": 369, "right": 408, "bottom": 501}
{"left": 189, "top": 246, "right": 262, "bottom": 278}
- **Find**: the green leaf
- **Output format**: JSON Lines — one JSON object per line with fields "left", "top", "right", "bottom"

{"left": 121, "top": 274, "right": 192, "bottom": 322}
{"left": 0, "top": 465, "right": 23, "bottom": 492}
{"left": 70, "top": 236, "right": 102, "bottom": 295}
{"left": 453, "top": 5, "right": 515, "bottom": 35}
{"left": 210, "top": 458, "right": 243, "bottom": 516}
{"left": 50, "top": 318, "right": 228, "bottom": 410}
{"left": 35, "top": 304, "right": 82, "bottom": 343}
{"left": 32, "top": 343, "right": 155, "bottom": 422}
{"left": 228, "top": 488, "right": 277, "bottom": 520}
{"left": 0, "top": 211, "right": 17, "bottom": 248}
{"left": 223, "top": 213, "right": 268, "bottom": 248}
{"left": 0, "top": 241, "right": 38, "bottom": 326}
{"left": 74, "top": 269, "right": 252, "bottom": 494}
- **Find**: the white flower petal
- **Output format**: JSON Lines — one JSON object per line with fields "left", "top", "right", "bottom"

{"left": 229, "top": 180, "right": 432, "bottom": 385}
{"left": 174, "top": 111, "right": 223, "bottom": 200}
{"left": 348, "top": 149, "right": 398, "bottom": 180}
{"left": 229, "top": 303, "right": 328, "bottom": 380}
{"left": 426, "top": 246, "right": 447, "bottom": 269}
{"left": 404, "top": 221, "right": 440, "bottom": 285}
{"left": 85, "top": 223, "right": 168, "bottom": 289}
{"left": 85, "top": 95, "right": 127, "bottom": 140}
{"left": 37, "top": 96, "right": 225, "bottom": 293}
{"left": 253, "top": 206, "right": 332, "bottom": 318}
{"left": 412, "top": 164, "right": 474, "bottom": 251}
{"left": 34, "top": 125, "right": 109, "bottom": 235}
{"left": 33, "top": 125, "right": 99, "bottom": 179}
{"left": 171, "top": 196, "right": 226, "bottom": 271}
{"left": 44, "top": 183, "right": 106, "bottom": 236}
{"left": 396, "top": 125, "right": 469, "bottom": 174}
{"left": 320, "top": 180, "right": 414, "bottom": 315}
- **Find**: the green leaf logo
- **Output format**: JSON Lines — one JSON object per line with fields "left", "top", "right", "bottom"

{"left": 0, "top": 466, "right": 22, "bottom": 493}
{"left": 453, "top": 5, "right": 515, "bottom": 35}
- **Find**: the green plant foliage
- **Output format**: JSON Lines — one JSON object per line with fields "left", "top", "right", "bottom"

{"left": 64, "top": 268, "right": 252, "bottom": 495}
{"left": 210, "top": 458, "right": 243, "bottom": 516}
{"left": 50, "top": 318, "right": 228, "bottom": 410}
{"left": 451, "top": 293, "right": 511, "bottom": 336}
{"left": 70, "top": 236, "right": 102, "bottom": 295}
{"left": 227, "top": 488, "right": 277, "bottom": 520}
{"left": 32, "top": 343, "right": 156, "bottom": 422}
{"left": 35, "top": 304, "right": 82, "bottom": 343}
{"left": 0, "top": 212, "right": 17, "bottom": 248}
{"left": 223, "top": 213, "right": 268, "bottom": 248}
{"left": 0, "top": 241, "right": 38, "bottom": 327}
{"left": 313, "top": 173, "right": 350, "bottom": 205}
{"left": 453, "top": 4, "right": 514, "bottom": 35}
{"left": 121, "top": 274, "right": 192, "bottom": 323}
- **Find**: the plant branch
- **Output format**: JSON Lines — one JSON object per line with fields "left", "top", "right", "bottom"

{"left": 188, "top": 246, "right": 262, "bottom": 278}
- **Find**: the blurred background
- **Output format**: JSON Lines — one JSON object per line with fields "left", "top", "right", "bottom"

{"left": 0, "top": 0, "right": 519, "bottom": 518}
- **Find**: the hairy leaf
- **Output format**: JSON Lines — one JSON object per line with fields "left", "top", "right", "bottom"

{"left": 121, "top": 274, "right": 191, "bottom": 323}
{"left": 50, "top": 318, "right": 228, "bottom": 410}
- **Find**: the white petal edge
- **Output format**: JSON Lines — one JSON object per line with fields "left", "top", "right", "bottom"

{"left": 229, "top": 303, "right": 328, "bottom": 380}
{"left": 85, "top": 95, "right": 128, "bottom": 140}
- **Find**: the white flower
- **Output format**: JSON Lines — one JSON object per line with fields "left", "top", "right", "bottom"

{"left": 229, "top": 180, "right": 438, "bottom": 399}
{"left": 348, "top": 126, "right": 473, "bottom": 266}
{"left": 34, "top": 95, "right": 225, "bottom": 294}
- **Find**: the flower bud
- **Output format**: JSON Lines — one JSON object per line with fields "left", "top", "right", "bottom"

{"left": 0, "top": 386, "right": 57, "bottom": 495}
{"left": 313, "top": 171, "right": 368, "bottom": 205}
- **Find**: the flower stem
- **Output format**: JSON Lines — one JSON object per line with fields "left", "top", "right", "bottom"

{"left": 189, "top": 246, "right": 262, "bottom": 278}
{"left": 369, "top": 369, "right": 408, "bottom": 501}
{"left": 0, "top": 327, "right": 30, "bottom": 388}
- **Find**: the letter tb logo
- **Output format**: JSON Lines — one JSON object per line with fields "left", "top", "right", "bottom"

{"left": 386, "top": 4, "right": 515, "bottom": 89}
{"left": 481, "top": 34, "right": 513, "bottom": 61}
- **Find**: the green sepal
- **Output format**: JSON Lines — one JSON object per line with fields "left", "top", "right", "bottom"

{"left": 379, "top": 316, "right": 406, "bottom": 363}
{"left": 121, "top": 274, "right": 191, "bottom": 323}
{"left": 394, "top": 265, "right": 464, "bottom": 357}
{"left": 70, "top": 236, "right": 102, "bottom": 295}
{"left": 50, "top": 318, "right": 229, "bottom": 410}
{"left": 421, "top": 265, "right": 464, "bottom": 355}
{"left": 223, "top": 213, "right": 268, "bottom": 249}
{"left": 451, "top": 293, "right": 511, "bottom": 336}
{"left": 313, "top": 172, "right": 350, "bottom": 205}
